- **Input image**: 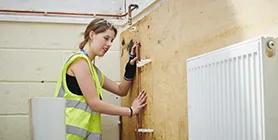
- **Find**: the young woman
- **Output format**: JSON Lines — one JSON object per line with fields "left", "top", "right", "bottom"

{"left": 54, "top": 18, "right": 147, "bottom": 140}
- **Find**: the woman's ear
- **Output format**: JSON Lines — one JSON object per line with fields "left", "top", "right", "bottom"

{"left": 89, "top": 31, "right": 95, "bottom": 40}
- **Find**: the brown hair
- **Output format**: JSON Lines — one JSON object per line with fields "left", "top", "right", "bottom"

{"left": 79, "top": 18, "right": 118, "bottom": 49}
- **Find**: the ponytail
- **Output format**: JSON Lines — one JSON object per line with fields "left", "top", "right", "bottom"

{"left": 79, "top": 34, "right": 89, "bottom": 50}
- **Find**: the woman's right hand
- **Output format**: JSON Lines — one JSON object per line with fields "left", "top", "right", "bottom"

{"left": 129, "top": 42, "right": 140, "bottom": 65}
{"left": 131, "top": 89, "right": 147, "bottom": 115}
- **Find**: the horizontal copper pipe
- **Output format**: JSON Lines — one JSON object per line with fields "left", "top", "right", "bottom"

{"left": 0, "top": 9, "right": 128, "bottom": 17}
{"left": 0, "top": 5, "right": 139, "bottom": 18}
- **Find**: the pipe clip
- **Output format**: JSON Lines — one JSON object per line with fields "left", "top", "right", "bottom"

{"left": 137, "top": 128, "right": 154, "bottom": 133}
{"left": 137, "top": 59, "right": 151, "bottom": 67}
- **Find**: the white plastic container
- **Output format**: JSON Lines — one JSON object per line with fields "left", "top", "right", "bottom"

{"left": 29, "top": 97, "right": 66, "bottom": 140}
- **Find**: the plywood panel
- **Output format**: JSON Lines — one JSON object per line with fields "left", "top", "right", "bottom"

{"left": 120, "top": 0, "right": 278, "bottom": 139}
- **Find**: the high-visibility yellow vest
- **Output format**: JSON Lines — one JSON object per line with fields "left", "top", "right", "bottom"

{"left": 54, "top": 52, "right": 104, "bottom": 140}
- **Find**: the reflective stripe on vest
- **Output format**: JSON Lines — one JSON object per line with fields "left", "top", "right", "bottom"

{"left": 66, "top": 100, "right": 99, "bottom": 115}
{"left": 54, "top": 52, "right": 103, "bottom": 139}
{"left": 67, "top": 125, "right": 102, "bottom": 140}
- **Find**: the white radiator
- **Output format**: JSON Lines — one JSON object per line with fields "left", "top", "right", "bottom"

{"left": 186, "top": 36, "right": 278, "bottom": 140}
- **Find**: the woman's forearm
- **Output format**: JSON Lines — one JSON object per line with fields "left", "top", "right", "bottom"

{"left": 117, "top": 79, "right": 133, "bottom": 96}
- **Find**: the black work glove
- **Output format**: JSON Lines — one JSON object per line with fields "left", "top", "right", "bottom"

{"left": 124, "top": 42, "right": 139, "bottom": 81}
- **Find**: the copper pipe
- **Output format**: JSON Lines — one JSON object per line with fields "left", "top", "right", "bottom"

{"left": 128, "top": 4, "right": 139, "bottom": 25}
{"left": 128, "top": 4, "right": 138, "bottom": 18}
{"left": 119, "top": 116, "right": 122, "bottom": 140}
{"left": 0, "top": 4, "right": 139, "bottom": 18}
{"left": 135, "top": 42, "right": 142, "bottom": 140}
{"left": 0, "top": 9, "right": 125, "bottom": 17}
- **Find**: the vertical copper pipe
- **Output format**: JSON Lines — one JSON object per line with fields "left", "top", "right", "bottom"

{"left": 135, "top": 42, "right": 141, "bottom": 140}
{"left": 119, "top": 116, "right": 122, "bottom": 140}
{"left": 128, "top": 4, "right": 139, "bottom": 25}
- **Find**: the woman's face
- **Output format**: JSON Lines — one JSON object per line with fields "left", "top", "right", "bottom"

{"left": 90, "top": 29, "right": 116, "bottom": 57}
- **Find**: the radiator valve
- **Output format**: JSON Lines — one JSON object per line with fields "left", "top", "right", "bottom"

{"left": 266, "top": 40, "right": 275, "bottom": 57}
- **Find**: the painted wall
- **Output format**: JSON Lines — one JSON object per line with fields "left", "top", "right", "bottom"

{"left": 120, "top": 0, "right": 278, "bottom": 139}
{"left": 0, "top": 0, "right": 123, "bottom": 13}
